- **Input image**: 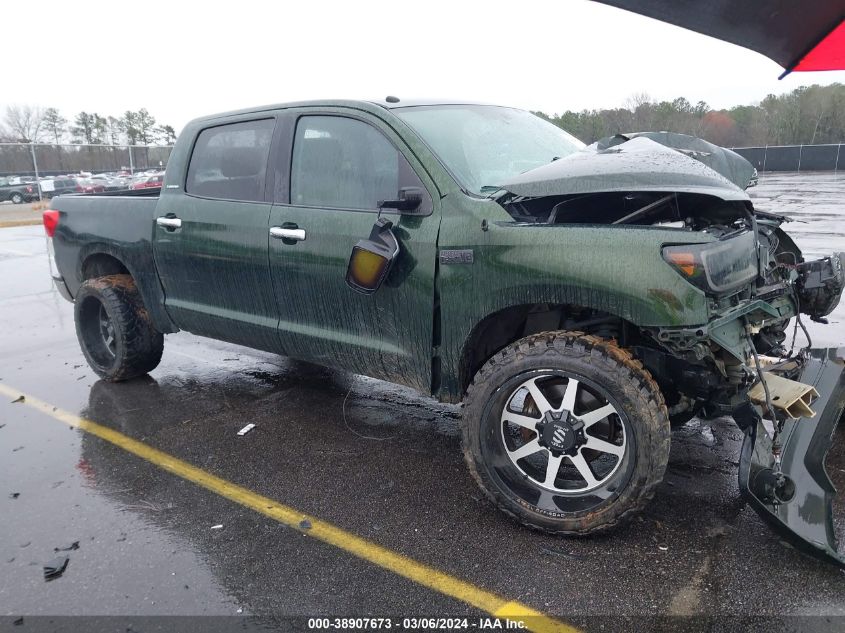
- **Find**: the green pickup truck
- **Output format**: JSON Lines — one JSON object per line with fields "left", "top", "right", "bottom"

{"left": 44, "top": 99, "right": 845, "bottom": 566}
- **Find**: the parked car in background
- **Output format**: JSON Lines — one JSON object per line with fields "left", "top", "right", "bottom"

{"left": 90, "top": 174, "right": 128, "bottom": 191}
{"left": 0, "top": 177, "right": 39, "bottom": 203}
{"left": 74, "top": 178, "right": 105, "bottom": 194}
{"left": 130, "top": 173, "right": 164, "bottom": 190}
{"left": 39, "top": 177, "right": 81, "bottom": 198}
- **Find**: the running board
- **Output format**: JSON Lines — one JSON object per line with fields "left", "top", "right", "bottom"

{"left": 739, "top": 347, "right": 845, "bottom": 568}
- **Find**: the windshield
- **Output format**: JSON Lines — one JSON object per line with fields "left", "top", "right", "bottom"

{"left": 394, "top": 105, "right": 584, "bottom": 195}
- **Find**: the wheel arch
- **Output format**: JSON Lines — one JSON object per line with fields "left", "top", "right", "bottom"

{"left": 456, "top": 302, "right": 638, "bottom": 397}
{"left": 75, "top": 243, "right": 178, "bottom": 334}
{"left": 80, "top": 252, "right": 130, "bottom": 280}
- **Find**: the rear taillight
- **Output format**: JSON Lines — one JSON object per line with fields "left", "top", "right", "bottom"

{"left": 26, "top": 186, "right": 33, "bottom": 193}
{"left": 43, "top": 210, "right": 59, "bottom": 237}
{"left": 75, "top": 185, "right": 83, "bottom": 192}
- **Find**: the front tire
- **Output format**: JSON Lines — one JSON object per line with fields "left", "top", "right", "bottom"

{"left": 462, "top": 332, "right": 670, "bottom": 534}
{"left": 10, "top": 192, "right": 24, "bottom": 204}
{"left": 74, "top": 274, "right": 164, "bottom": 382}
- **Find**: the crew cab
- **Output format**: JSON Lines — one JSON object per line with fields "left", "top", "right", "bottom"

{"left": 43, "top": 99, "right": 845, "bottom": 566}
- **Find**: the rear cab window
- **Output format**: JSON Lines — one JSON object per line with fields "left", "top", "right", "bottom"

{"left": 186, "top": 119, "right": 275, "bottom": 202}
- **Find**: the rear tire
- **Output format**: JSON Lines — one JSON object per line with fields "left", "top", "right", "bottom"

{"left": 74, "top": 274, "right": 164, "bottom": 382}
{"left": 10, "top": 192, "right": 24, "bottom": 204}
{"left": 462, "top": 331, "right": 670, "bottom": 535}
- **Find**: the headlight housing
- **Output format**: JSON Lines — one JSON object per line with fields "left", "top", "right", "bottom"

{"left": 663, "top": 231, "right": 758, "bottom": 293}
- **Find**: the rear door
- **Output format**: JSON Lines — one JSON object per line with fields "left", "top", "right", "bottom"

{"left": 268, "top": 108, "right": 441, "bottom": 393}
{"left": 152, "top": 115, "right": 282, "bottom": 352}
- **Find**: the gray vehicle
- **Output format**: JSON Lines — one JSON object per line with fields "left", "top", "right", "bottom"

{"left": 0, "top": 176, "right": 39, "bottom": 203}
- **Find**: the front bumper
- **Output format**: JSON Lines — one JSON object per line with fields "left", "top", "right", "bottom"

{"left": 739, "top": 347, "right": 845, "bottom": 568}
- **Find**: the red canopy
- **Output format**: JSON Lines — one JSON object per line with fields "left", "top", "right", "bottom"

{"left": 794, "top": 20, "right": 845, "bottom": 73}
{"left": 592, "top": 0, "right": 845, "bottom": 78}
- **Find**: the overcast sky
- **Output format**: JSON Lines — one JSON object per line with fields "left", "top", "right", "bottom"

{"left": 4, "top": 0, "right": 845, "bottom": 132}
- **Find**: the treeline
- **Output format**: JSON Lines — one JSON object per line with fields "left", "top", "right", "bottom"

{"left": 536, "top": 83, "right": 845, "bottom": 147}
{"left": 0, "top": 105, "right": 177, "bottom": 146}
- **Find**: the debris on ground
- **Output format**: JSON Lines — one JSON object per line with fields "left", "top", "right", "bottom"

{"left": 53, "top": 541, "right": 79, "bottom": 552}
{"left": 210, "top": 524, "right": 223, "bottom": 530}
{"left": 9, "top": 492, "right": 19, "bottom": 499}
{"left": 43, "top": 555, "right": 69, "bottom": 581}
{"left": 10, "top": 395, "right": 24, "bottom": 403}
{"left": 236, "top": 423, "right": 256, "bottom": 436}
{"left": 299, "top": 519, "right": 312, "bottom": 530}
{"left": 658, "top": 544, "right": 669, "bottom": 552}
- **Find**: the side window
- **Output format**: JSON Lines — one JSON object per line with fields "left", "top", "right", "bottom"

{"left": 186, "top": 119, "right": 274, "bottom": 202}
{"left": 290, "top": 115, "right": 420, "bottom": 210}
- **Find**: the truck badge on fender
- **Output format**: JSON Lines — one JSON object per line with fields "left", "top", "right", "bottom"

{"left": 439, "top": 250, "right": 474, "bottom": 265}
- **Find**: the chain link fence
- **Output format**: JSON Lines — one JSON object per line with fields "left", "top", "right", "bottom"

{"left": 731, "top": 144, "right": 844, "bottom": 172}
{"left": 0, "top": 143, "right": 174, "bottom": 180}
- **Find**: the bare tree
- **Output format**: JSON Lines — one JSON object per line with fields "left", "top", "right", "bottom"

{"left": 0, "top": 124, "right": 15, "bottom": 142}
{"left": 5, "top": 104, "right": 44, "bottom": 142}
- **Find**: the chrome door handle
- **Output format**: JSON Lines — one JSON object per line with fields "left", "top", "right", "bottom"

{"left": 270, "top": 227, "right": 306, "bottom": 241}
{"left": 156, "top": 217, "right": 182, "bottom": 229}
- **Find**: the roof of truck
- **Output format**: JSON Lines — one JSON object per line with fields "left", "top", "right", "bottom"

{"left": 190, "top": 98, "right": 498, "bottom": 125}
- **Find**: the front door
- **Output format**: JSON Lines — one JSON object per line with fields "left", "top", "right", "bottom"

{"left": 268, "top": 109, "right": 440, "bottom": 393}
{"left": 152, "top": 116, "right": 281, "bottom": 352}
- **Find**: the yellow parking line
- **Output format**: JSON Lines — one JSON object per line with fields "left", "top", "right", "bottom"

{"left": 0, "top": 384, "right": 579, "bottom": 633}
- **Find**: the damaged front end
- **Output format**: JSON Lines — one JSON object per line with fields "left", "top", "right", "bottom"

{"left": 495, "top": 136, "right": 845, "bottom": 565}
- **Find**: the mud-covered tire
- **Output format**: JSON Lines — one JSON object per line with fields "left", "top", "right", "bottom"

{"left": 462, "top": 331, "right": 670, "bottom": 535}
{"left": 74, "top": 274, "right": 164, "bottom": 382}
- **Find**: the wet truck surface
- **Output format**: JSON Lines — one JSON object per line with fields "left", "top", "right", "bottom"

{"left": 44, "top": 100, "right": 845, "bottom": 566}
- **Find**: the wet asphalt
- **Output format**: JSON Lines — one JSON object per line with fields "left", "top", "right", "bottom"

{"left": 1, "top": 172, "right": 844, "bottom": 631}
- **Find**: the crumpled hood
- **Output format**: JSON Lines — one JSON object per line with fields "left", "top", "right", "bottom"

{"left": 591, "top": 131, "right": 757, "bottom": 190}
{"left": 498, "top": 136, "right": 750, "bottom": 202}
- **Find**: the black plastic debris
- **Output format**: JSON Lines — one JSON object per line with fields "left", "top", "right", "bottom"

{"left": 13, "top": 617, "right": 23, "bottom": 626}
{"left": 10, "top": 395, "right": 24, "bottom": 403}
{"left": 299, "top": 519, "right": 312, "bottom": 530}
{"left": 9, "top": 492, "right": 19, "bottom": 499}
{"left": 43, "top": 555, "right": 69, "bottom": 581}
{"left": 53, "top": 541, "right": 79, "bottom": 552}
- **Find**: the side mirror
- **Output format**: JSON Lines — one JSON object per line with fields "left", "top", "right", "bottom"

{"left": 378, "top": 186, "right": 424, "bottom": 213}
{"left": 346, "top": 217, "right": 400, "bottom": 295}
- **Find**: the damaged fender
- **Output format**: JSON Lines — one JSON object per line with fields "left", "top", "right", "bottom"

{"left": 739, "top": 347, "right": 845, "bottom": 568}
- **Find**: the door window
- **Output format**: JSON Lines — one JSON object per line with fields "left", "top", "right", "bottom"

{"left": 186, "top": 119, "right": 274, "bottom": 202}
{"left": 291, "top": 116, "right": 414, "bottom": 210}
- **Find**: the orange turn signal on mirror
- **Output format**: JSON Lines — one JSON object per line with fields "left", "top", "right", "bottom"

{"left": 347, "top": 246, "right": 390, "bottom": 292}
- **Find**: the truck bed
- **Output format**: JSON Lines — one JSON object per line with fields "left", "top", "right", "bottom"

{"left": 49, "top": 191, "right": 171, "bottom": 332}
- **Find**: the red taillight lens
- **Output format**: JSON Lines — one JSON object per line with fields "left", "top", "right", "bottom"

{"left": 26, "top": 186, "right": 33, "bottom": 193}
{"left": 43, "top": 210, "right": 59, "bottom": 237}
